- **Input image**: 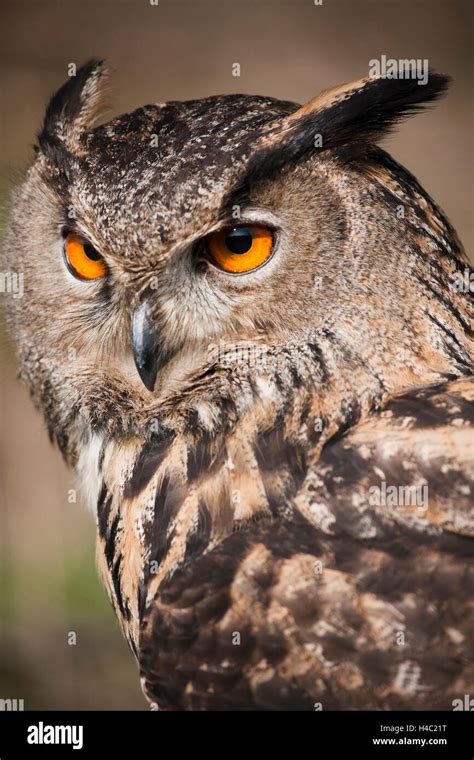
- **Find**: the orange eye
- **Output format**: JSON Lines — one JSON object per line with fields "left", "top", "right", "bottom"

{"left": 206, "top": 225, "right": 274, "bottom": 273}
{"left": 63, "top": 233, "right": 107, "bottom": 280}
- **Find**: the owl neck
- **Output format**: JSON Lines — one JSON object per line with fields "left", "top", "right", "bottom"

{"left": 81, "top": 325, "right": 471, "bottom": 651}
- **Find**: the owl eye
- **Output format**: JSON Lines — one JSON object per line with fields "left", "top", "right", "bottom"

{"left": 205, "top": 225, "right": 274, "bottom": 273}
{"left": 63, "top": 233, "right": 107, "bottom": 280}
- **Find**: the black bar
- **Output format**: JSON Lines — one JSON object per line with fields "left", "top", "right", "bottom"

{"left": 0, "top": 710, "right": 472, "bottom": 757}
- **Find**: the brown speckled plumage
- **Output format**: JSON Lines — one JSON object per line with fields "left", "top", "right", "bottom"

{"left": 3, "top": 61, "right": 473, "bottom": 710}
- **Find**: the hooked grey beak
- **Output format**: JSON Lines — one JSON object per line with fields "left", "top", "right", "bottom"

{"left": 131, "top": 302, "right": 159, "bottom": 392}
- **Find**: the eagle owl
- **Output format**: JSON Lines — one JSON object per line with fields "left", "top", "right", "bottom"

{"left": 4, "top": 61, "right": 473, "bottom": 710}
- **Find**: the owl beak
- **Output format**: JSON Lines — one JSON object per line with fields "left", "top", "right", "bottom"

{"left": 131, "top": 302, "right": 159, "bottom": 392}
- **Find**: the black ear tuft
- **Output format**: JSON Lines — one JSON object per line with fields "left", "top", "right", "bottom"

{"left": 299, "top": 71, "right": 450, "bottom": 148}
{"left": 243, "top": 71, "right": 451, "bottom": 184}
{"left": 38, "top": 59, "right": 108, "bottom": 162}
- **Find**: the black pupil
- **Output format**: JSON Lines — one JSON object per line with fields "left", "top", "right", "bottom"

{"left": 225, "top": 227, "right": 253, "bottom": 254}
{"left": 84, "top": 242, "right": 101, "bottom": 261}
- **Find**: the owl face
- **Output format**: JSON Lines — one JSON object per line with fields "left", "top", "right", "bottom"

{"left": 52, "top": 111, "right": 346, "bottom": 395}
{"left": 4, "top": 61, "right": 471, "bottom": 452}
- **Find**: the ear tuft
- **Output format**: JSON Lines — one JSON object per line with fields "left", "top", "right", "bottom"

{"left": 38, "top": 59, "right": 108, "bottom": 161}
{"left": 245, "top": 71, "right": 451, "bottom": 183}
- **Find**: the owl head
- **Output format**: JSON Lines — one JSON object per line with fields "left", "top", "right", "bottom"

{"left": 3, "top": 61, "right": 472, "bottom": 460}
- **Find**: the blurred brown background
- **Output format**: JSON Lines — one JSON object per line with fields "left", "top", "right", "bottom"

{"left": 0, "top": 0, "right": 472, "bottom": 710}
